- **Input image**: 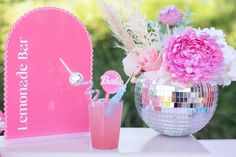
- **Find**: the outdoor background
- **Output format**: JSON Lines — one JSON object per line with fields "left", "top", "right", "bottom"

{"left": 0, "top": 0, "right": 235, "bottom": 139}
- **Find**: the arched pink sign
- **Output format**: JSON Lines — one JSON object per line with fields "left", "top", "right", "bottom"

{"left": 4, "top": 7, "right": 93, "bottom": 140}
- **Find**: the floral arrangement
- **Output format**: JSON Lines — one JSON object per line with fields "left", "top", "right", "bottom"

{"left": 99, "top": 1, "right": 236, "bottom": 88}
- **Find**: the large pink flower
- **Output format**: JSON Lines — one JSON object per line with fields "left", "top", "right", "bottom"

{"left": 138, "top": 49, "right": 162, "bottom": 72}
{"left": 158, "top": 5, "right": 184, "bottom": 26}
{"left": 165, "top": 28, "right": 223, "bottom": 85}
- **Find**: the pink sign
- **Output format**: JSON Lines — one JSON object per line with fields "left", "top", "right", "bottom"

{"left": 4, "top": 7, "right": 93, "bottom": 140}
{"left": 100, "top": 70, "right": 123, "bottom": 95}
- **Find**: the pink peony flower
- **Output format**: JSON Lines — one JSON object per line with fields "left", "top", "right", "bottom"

{"left": 165, "top": 28, "right": 223, "bottom": 85}
{"left": 138, "top": 49, "right": 163, "bottom": 72}
{"left": 158, "top": 5, "right": 184, "bottom": 26}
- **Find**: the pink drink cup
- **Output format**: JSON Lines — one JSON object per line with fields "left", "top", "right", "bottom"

{"left": 89, "top": 99, "right": 123, "bottom": 149}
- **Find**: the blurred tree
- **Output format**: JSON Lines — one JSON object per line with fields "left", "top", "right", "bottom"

{"left": 0, "top": 0, "right": 235, "bottom": 139}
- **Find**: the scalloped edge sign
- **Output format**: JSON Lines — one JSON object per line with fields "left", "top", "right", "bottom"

{"left": 4, "top": 7, "right": 93, "bottom": 141}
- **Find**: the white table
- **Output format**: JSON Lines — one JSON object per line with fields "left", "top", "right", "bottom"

{"left": 0, "top": 128, "right": 235, "bottom": 157}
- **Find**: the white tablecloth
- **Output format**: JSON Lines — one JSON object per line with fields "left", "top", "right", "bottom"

{"left": 0, "top": 128, "right": 235, "bottom": 157}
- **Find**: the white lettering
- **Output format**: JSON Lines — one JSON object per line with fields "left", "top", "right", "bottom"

{"left": 17, "top": 37, "right": 28, "bottom": 131}
{"left": 18, "top": 37, "right": 28, "bottom": 60}
{"left": 101, "top": 75, "right": 123, "bottom": 86}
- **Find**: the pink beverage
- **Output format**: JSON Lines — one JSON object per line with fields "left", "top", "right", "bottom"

{"left": 89, "top": 99, "right": 123, "bottom": 149}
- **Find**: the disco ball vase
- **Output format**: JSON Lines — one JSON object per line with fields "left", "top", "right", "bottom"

{"left": 135, "top": 77, "right": 218, "bottom": 137}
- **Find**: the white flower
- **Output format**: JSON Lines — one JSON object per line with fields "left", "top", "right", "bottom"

{"left": 156, "top": 64, "right": 171, "bottom": 84}
{"left": 141, "top": 63, "right": 171, "bottom": 84}
{"left": 122, "top": 53, "right": 141, "bottom": 77}
{"left": 217, "top": 46, "right": 236, "bottom": 86}
{"left": 142, "top": 70, "right": 159, "bottom": 81}
{"left": 197, "top": 27, "right": 227, "bottom": 47}
{"left": 197, "top": 28, "right": 236, "bottom": 86}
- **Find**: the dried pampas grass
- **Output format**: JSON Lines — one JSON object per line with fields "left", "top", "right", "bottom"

{"left": 98, "top": 0, "right": 136, "bottom": 53}
{"left": 98, "top": 0, "right": 163, "bottom": 54}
